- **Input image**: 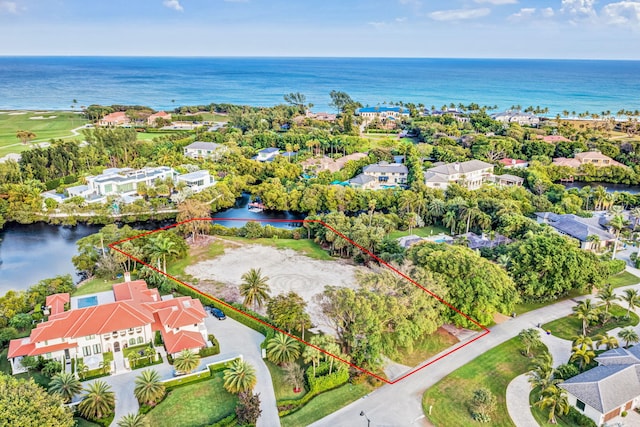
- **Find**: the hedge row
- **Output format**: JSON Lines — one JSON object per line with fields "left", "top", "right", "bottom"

{"left": 199, "top": 335, "right": 221, "bottom": 357}
{"left": 208, "top": 414, "right": 238, "bottom": 427}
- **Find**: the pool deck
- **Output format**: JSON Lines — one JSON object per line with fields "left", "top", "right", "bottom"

{"left": 70, "top": 290, "right": 115, "bottom": 310}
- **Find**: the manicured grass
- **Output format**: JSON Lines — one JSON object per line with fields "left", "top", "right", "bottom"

{"left": 224, "top": 236, "right": 333, "bottom": 261}
{"left": 529, "top": 388, "right": 576, "bottom": 427}
{"left": 266, "top": 361, "right": 307, "bottom": 401}
{"left": 167, "top": 240, "right": 226, "bottom": 279}
{"left": 73, "top": 277, "right": 123, "bottom": 296}
{"left": 608, "top": 271, "right": 640, "bottom": 289}
{"left": 514, "top": 289, "right": 585, "bottom": 315}
{"left": 542, "top": 303, "right": 640, "bottom": 340}
{"left": 280, "top": 382, "right": 374, "bottom": 427}
{"left": 146, "top": 372, "right": 237, "bottom": 427}
{"left": 392, "top": 328, "right": 459, "bottom": 367}
{"left": 0, "top": 349, "right": 11, "bottom": 374}
{"left": 422, "top": 337, "right": 536, "bottom": 427}
{"left": 136, "top": 131, "right": 187, "bottom": 141}
{"left": 73, "top": 417, "right": 101, "bottom": 427}
{"left": 123, "top": 343, "right": 152, "bottom": 359}
{"left": 387, "top": 225, "right": 450, "bottom": 240}
{"left": 0, "top": 111, "right": 87, "bottom": 153}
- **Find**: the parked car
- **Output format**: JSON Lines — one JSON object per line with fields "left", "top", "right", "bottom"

{"left": 211, "top": 307, "right": 226, "bottom": 320}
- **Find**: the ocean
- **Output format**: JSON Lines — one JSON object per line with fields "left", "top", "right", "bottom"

{"left": 0, "top": 57, "right": 639, "bottom": 115}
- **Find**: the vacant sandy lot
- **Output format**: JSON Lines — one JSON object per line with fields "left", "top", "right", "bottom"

{"left": 186, "top": 245, "right": 365, "bottom": 334}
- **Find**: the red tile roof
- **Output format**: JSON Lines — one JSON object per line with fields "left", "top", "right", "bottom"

{"left": 162, "top": 330, "right": 206, "bottom": 354}
{"left": 149, "top": 297, "right": 206, "bottom": 330}
{"left": 499, "top": 158, "right": 527, "bottom": 166}
{"left": 539, "top": 135, "right": 571, "bottom": 143}
{"left": 46, "top": 293, "right": 70, "bottom": 316}
{"left": 113, "top": 280, "right": 160, "bottom": 303}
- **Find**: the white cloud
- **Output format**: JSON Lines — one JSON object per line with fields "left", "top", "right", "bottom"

{"left": 0, "top": 1, "right": 18, "bottom": 14}
{"left": 474, "top": 0, "right": 517, "bottom": 5}
{"left": 509, "top": 7, "right": 536, "bottom": 20}
{"left": 601, "top": 1, "right": 640, "bottom": 25}
{"left": 429, "top": 8, "right": 490, "bottom": 21}
{"left": 163, "top": 0, "right": 183, "bottom": 12}
{"left": 541, "top": 7, "right": 555, "bottom": 17}
{"left": 560, "top": 0, "right": 596, "bottom": 16}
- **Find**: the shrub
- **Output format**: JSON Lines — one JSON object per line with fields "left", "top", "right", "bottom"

{"left": 564, "top": 407, "right": 597, "bottom": 426}
{"left": 154, "top": 331, "right": 163, "bottom": 346}
{"left": 469, "top": 388, "right": 496, "bottom": 423}
{"left": 605, "top": 259, "right": 627, "bottom": 275}
{"left": 622, "top": 410, "right": 628, "bottom": 417}
{"left": 555, "top": 363, "right": 580, "bottom": 380}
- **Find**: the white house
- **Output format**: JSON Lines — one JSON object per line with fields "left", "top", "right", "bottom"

{"left": 255, "top": 147, "right": 280, "bottom": 162}
{"left": 7, "top": 281, "right": 208, "bottom": 375}
{"left": 349, "top": 161, "right": 408, "bottom": 190}
{"left": 356, "top": 106, "right": 410, "bottom": 123}
{"left": 176, "top": 170, "right": 216, "bottom": 193}
{"left": 423, "top": 160, "right": 494, "bottom": 190}
{"left": 183, "top": 141, "right": 228, "bottom": 160}
{"left": 491, "top": 111, "right": 540, "bottom": 127}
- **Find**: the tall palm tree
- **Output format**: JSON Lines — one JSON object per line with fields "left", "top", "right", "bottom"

{"left": 303, "top": 336, "right": 325, "bottom": 377}
{"left": 117, "top": 413, "right": 150, "bottom": 427}
{"left": 134, "top": 369, "right": 166, "bottom": 406}
{"left": 527, "top": 352, "right": 558, "bottom": 392}
{"left": 630, "top": 207, "right": 640, "bottom": 229}
{"left": 622, "top": 289, "right": 640, "bottom": 318}
{"left": 223, "top": 359, "right": 257, "bottom": 394}
{"left": 593, "top": 186, "right": 607, "bottom": 210}
{"left": 534, "top": 385, "right": 569, "bottom": 424}
{"left": 147, "top": 234, "right": 179, "bottom": 273}
{"left": 76, "top": 359, "right": 89, "bottom": 380}
{"left": 571, "top": 335, "right": 594, "bottom": 351}
{"left": 266, "top": 333, "right": 301, "bottom": 365}
{"left": 442, "top": 210, "right": 457, "bottom": 234}
{"left": 572, "top": 299, "right": 598, "bottom": 336}
{"left": 48, "top": 372, "right": 82, "bottom": 404}
{"left": 609, "top": 214, "right": 630, "bottom": 260}
{"left": 595, "top": 333, "right": 619, "bottom": 350}
{"left": 618, "top": 327, "right": 640, "bottom": 348}
{"left": 78, "top": 380, "right": 116, "bottom": 421}
{"left": 570, "top": 344, "right": 595, "bottom": 371}
{"left": 240, "top": 268, "right": 271, "bottom": 311}
{"left": 173, "top": 350, "right": 200, "bottom": 374}
{"left": 609, "top": 205, "right": 624, "bottom": 216}
{"left": 427, "top": 198, "right": 446, "bottom": 222}
{"left": 596, "top": 284, "right": 618, "bottom": 315}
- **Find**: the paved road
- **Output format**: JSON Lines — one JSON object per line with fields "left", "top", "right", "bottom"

{"left": 310, "top": 298, "right": 580, "bottom": 427}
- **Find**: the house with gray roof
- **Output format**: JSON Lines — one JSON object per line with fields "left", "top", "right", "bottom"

{"left": 559, "top": 363, "right": 640, "bottom": 425}
{"left": 348, "top": 173, "right": 377, "bottom": 189}
{"left": 360, "top": 161, "right": 408, "bottom": 187}
{"left": 535, "top": 212, "right": 616, "bottom": 251}
{"left": 183, "top": 141, "right": 227, "bottom": 160}
{"left": 423, "top": 160, "right": 494, "bottom": 190}
{"left": 491, "top": 111, "right": 540, "bottom": 127}
{"left": 256, "top": 147, "right": 280, "bottom": 162}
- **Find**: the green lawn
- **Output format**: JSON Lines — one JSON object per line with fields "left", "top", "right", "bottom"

{"left": 136, "top": 131, "right": 189, "bottom": 141}
{"left": 391, "top": 328, "right": 459, "bottom": 367}
{"left": 73, "top": 418, "right": 101, "bottom": 427}
{"left": 529, "top": 388, "right": 575, "bottom": 427}
{"left": 145, "top": 372, "right": 237, "bottom": 427}
{"left": 280, "top": 382, "right": 374, "bottom": 427}
{"left": 266, "top": 361, "right": 307, "bottom": 401}
{"left": 422, "top": 337, "right": 537, "bottom": 427}
{"left": 608, "top": 271, "right": 640, "bottom": 289}
{"left": 387, "top": 225, "right": 450, "bottom": 240}
{"left": 0, "top": 111, "right": 87, "bottom": 154}
{"left": 167, "top": 240, "right": 227, "bottom": 279}
{"left": 72, "top": 277, "right": 123, "bottom": 296}
{"left": 543, "top": 303, "right": 640, "bottom": 340}
{"left": 224, "top": 236, "right": 333, "bottom": 261}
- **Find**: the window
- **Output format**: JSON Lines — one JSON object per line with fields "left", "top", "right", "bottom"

{"left": 129, "top": 338, "right": 136, "bottom": 345}
{"left": 136, "top": 327, "right": 142, "bottom": 333}
{"left": 88, "top": 335, "right": 95, "bottom": 340}
{"left": 576, "top": 399, "right": 586, "bottom": 411}
{"left": 93, "top": 344, "right": 101, "bottom": 354}
{"left": 83, "top": 346, "right": 91, "bottom": 357}
{"left": 137, "top": 337, "right": 144, "bottom": 344}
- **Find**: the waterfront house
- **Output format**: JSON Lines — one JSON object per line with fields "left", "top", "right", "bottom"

{"left": 553, "top": 151, "right": 625, "bottom": 169}
{"left": 183, "top": 141, "right": 228, "bottom": 160}
{"left": 349, "top": 161, "right": 408, "bottom": 190}
{"left": 147, "top": 111, "right": 172, "bottom": 126}
{"left": 499, "top": 158, "right": 529, "bottom": 169}
{"left": 423, "top": 160, "right": 494, "bottom": 190}
{"left": 491, "top": 111, "right": 540, "bottom": 127}
{"left": 348, "top": 174, "right": 377, "bottom": 190}
{"left": 535, "top": 212, "right": 616, "bottom": 251}
{"left": 86, "top": 167, "right": 175, "bottom": 198}
{"left": 176, "top": 170, "right": 216, "bottom": 193}
{"left": 356, "top": 106, "right": 410, "bottom": 124}
{"left": 559, "top": 345, "right": 640, "bottom": 425}
{"left": 98, "top": 112, "right": 130, "bottom": 127}
{"left": 255, "top": 147, "right": 280, "bottom": 162}
{"left": 7, "top": 280, "right": 208, "bottom": 375}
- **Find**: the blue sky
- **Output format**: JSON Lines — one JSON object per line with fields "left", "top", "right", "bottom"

{"left": 1, "top": 0, "right": 639, "bottom": 58}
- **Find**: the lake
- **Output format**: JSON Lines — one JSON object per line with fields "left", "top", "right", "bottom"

{"left": 0, "top": 199, "right": 305, "bottom": 295}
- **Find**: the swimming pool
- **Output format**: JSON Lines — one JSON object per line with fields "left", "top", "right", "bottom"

{"left": 77, "top": 295, "right": 98, "bottom": 308}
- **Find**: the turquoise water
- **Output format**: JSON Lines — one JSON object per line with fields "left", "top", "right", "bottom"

{"left": 77, "top": 295, "right": 98, "bottom": 308}
{"left": 0, "top": 57, "right": 639, "bottom": 114}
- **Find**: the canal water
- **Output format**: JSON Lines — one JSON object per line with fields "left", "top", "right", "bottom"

{"left": 562, "top": 181, "right": 640, "bottom": 194}
{"left": 0, "top": 195, "right": 305, "bottom": 295}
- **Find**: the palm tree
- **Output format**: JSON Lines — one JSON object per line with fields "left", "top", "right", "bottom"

{"left": 593, "top": 186, "right": 607, "bottom": 210}
{"left": 173, "top": 350, "right": 200, "bottom": 374}
{"left": 48, "top": 372, "right": 82, "bottom": 404}
{"left": 570, "top": 344, "right": 595, "bottom": 371}
{"left": 609, "top": 205, "right": 624, "bottom": 216}
{"left": 427, "top": 198, "right": 446, "bottom": 222}
{"left": 223, "top": 359, "right": 257, "bottom": 394}
{"left": 534, "top": 385, "right": 569, "bottom": 424}
{"left": 595, "top": 333, "right": 619, "bottom": 350}
{"left": 518, "top": 328, "right": 541, "bottom": 358}
{"left": 630, "top": 207, "right": 640, "bottom": 229}
{"left": 618, "top": 327, "right": 640, "bottom": 348}
{"left": 622, "top": 289, "right": 640, "bottom": 318}
{"left": 571, "top": 335, "right": 594, "bottom": 351}
{"left": 609, "top": 214, "right": 630, "bottom": 260}
{"left": 78, "top": 380, "right": 116, "bottom": 421}
{"left": 303, "top": 336, "right": 324, "bottom": 377}
{"left": 117, "top": 413, "right": 150, "bottom": 427}
{"left": 283, "top": 362, "right": 304, "bottom": 392}
{"left": 266, "top": 333, "right": 301, "bottom": 365}
{"left": 572, "top": 299, "right": 598, "bottom": 336}
{"left": 76, "top": 359, "right": 89, "bottom": 380}
{"left": 240, "top": 268, "right": 271, "bottom": 311}
{"left": 134, "top": 369, "right": 166, "bottom": 406}
{"left": 147, "top": 234, "right": 179, "bottom": 273}
{"left": 442, "top": 210, "right": 457, "bottom": 234}
{"left": 527, "top": 352, "right": 558, "bottom": 392}
{"left": 596, "top": 284, "right": 618, "bottom": 315}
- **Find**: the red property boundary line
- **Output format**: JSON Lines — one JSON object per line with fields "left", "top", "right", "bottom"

{"left": 109, "top": 218, "right": 490, "bottom": 385}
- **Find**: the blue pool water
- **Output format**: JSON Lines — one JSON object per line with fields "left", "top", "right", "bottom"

{"left": 77, "top": 295, "right": 98, "bottom": 308}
